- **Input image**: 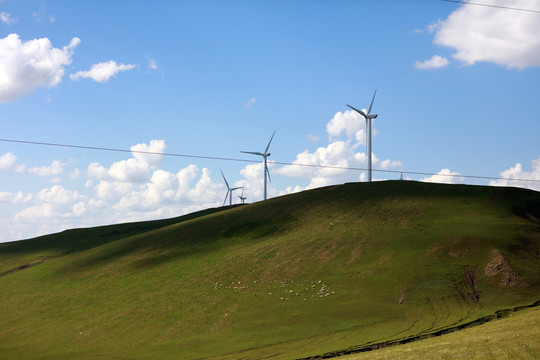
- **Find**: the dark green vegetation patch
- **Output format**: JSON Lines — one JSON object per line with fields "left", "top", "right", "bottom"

{"left": 1, "top": 181, "right": 539, "bottom": 359}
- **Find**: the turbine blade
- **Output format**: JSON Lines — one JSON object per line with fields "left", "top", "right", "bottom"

{"left": 347, "top": 104, "right": 367, "bottom": 118}
{"left": 223, "top": 190, "right": 229, "bottom": 206}
{"left": 241, "top": 151, "right": 263, "bottom": 156}
{"left": 266, "top": 163, "right": 271, "bottom": 183}
{"left": 220, "top": 170, "right": 229, "bottom": 189}
{"left": 264, "top": 131, "right": 276, "bottom": 153}
{"left": 367, "top": 89, "right": 377, "bottom": 115}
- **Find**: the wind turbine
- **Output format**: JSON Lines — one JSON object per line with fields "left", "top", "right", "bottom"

{"left": 221, "top": 170, "right": 243, "bottom": 206}
{"left": 347, "top": 89, "right": 378, "bottom": 182}
{"left": 240, "top": 131, "right": 275, "bottom": 201}
{"left": 238, "top": 188, "right": 247, "bottom": 204}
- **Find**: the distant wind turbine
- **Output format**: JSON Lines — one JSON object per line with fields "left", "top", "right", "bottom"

{"left": 238, "top": 188, "right": 247, "bottom": 204}
{"left": 241, "top": 131, "right": 275, "bottom": 200}
{"left": 347, "top": 90, "right": 378, "bottom": 182}
{"left": 221, "top": 170, "right": 243, "bottom": 206}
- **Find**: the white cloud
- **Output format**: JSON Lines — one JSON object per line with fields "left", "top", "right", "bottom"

{"left": 0, "top": 191, "right": 32, "bottom": 204}
{"left": 0, "top": 152, "right": 17, "bottom": 170}
{"left": 306, "top": 134, "right": 319, "bottom": 142}
{"left": 70, "top": 60, "right": 136, "bottom": 83}
{"left": 421, "top": 168, "right": 465, "bottom": 184}
{"left": 414, "top": 55, "right": 450, "bottom": 70}
{"left": 27, "top": 160, "right": 65, "bottom": 176}
{"left": 489, "top": 156, "right": 540, "bottom": 191}
{"left": 245, "top": 97, "right": 256, "bottom": 107}
{"left": 148, "top": 58, "right": 158, "bottom": 70}
{"left": 0, "top": 34, "right": 80, "bottom": 102}
{"left": 88, "top": 140, "right": 165, "bottom": 183}
{"left": 432, "top": 0, "right": 540, "bottom": 69}
{"left": 326, "top": 110, "right": 364, "bottom": 141}
{"left": 14, "top": 186, "right": 85, "bottom": 222}
{"left": 0, "top": 12, "right": 15, "bottom": 25}
{"left": 85, "top": 140, "right": 224, "bottom": 216}
{"left": 35, "top": 185, "right": 79, "bottom": 204}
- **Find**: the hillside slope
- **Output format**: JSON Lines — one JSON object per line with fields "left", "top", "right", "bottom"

{"left": 0, "top": 181, "right": 539, "bottom": 359}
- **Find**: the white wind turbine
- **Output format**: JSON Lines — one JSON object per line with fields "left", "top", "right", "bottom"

{"left": 240, "top": 131, "right": 275, "bottom": 201}
{"left": 221, "top": 170, "right": 243, "bottom": 206}
{"left": 347, "top": 89, "right": 378, "bottom": 182}
{"left": 238, "top": 188, "right": 247, "bottom": 204}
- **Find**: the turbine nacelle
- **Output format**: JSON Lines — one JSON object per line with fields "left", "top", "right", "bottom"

{"left": 347, "top": 89, "right": 378, "bottom": 120}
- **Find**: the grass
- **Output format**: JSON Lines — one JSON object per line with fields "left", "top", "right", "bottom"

{"left": 336, "top": 307, "right": 540, "bottom": 360}
{"left": 0, "top": 181, "right": 539, "bottom": 359}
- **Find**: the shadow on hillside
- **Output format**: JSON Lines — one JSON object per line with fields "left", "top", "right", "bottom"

{"left": 57, "top": 205, "right": 296, "bottom": 273}
{"left": 0, "top": 207, "right": 229, "bottom": 257}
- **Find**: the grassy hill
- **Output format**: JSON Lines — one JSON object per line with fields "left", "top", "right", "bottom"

{"left": 0, "top": 181, "right": 539, "bottom": 359}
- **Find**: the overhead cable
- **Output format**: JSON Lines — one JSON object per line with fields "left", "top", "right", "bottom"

{"left": 1, "top": 137, "right": 539, "bottom": 184}
{"left": 441, "top": 0, "right": 540, "bottom": 13}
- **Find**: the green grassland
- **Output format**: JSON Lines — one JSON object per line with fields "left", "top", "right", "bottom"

{"left": 338, "top": 306, "right": 540, "bottom": 360}
{"left": 0, "top": 181, "right": 539, "bottom": 359}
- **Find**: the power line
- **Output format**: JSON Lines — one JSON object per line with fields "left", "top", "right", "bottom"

{"left": 1, "top": 138, "right": 539, "bottom": 184}
{"left": 0, "top": 138, "right": 258, "bottom": 165}
{"left": 441, "top": 0, "right": 540, "bottom": 13}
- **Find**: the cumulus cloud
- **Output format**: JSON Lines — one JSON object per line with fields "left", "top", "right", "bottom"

{"left": 88, "top": 140, "right": 165, "bottom": 184}
{"left": 326, "top": 110, "right": 364, "bottom": 141}
{"left": 0, "top": 152, "right": 17, "bottom": 170}
{"left": 14, "top": 186, "right": 86, "bottom": 223}
{"left": 421, "top": 168, "right": 465, "bottom": 184}
{"left": 414, "top": 55, "right": 450, "bottom": 70}
{"left": 34, "top": 185, "right": 79, "bottom": 204}
{"left": 245, "top": 97, "right": 256, "bottom": 107}
{"left": 85, "top": 140, "right": 224, "bottom": 217}
{"left": 70, "top": 60, "right": 136, "bottom": 83}
{"left": 489, "top": 156, "right": 540, "bottom": 191}
{"left": 27, "top": 160, "right": 65, "bottom": 176}
{"left": 430, "top": 0, "right": 540, "bottom": 69}
{"left": 0, "top": 191, "right": 32, "bottom": 204}
{"left": 0, "top": 34, "right": 80, "bottom": 102}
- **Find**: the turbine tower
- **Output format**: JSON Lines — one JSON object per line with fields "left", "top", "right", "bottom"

{"left": 241, "top": 131, "right": 275, "bottom": 200}
{"left": 221, "top": 170, "right": 243, "bottom": 206}
{"left": 347, "top": 90, "right": 378, "bottom": 182}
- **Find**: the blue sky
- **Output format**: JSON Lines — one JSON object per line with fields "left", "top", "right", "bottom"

{"left": 1, "top": 0, "right": 539, "bottom": 242}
